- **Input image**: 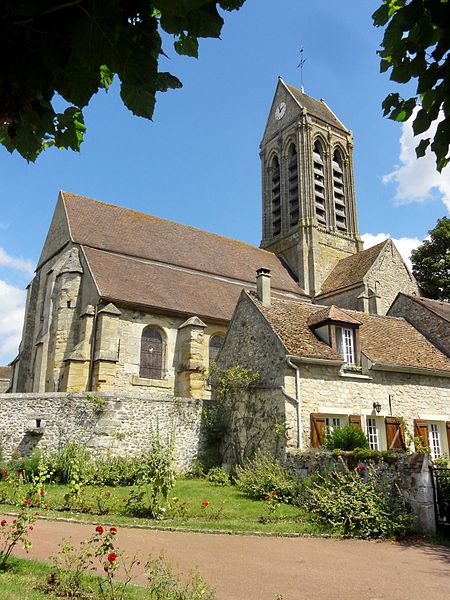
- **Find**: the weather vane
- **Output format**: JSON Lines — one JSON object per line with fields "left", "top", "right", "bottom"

{"left": 297, "top": 46, "right": 306, "bottom": 93}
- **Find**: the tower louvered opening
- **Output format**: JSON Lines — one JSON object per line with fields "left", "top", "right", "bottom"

{"left": 332, "top": 149, "right": 347, "bottom": 232}
{"left": 313, "top": 141, "right": 326, "bottom": 226}
{"left": 271, "top": 155, "right": 281, "bottom": 236}
{"left": 288, "top": 144, "right": 299, "bottom": 227}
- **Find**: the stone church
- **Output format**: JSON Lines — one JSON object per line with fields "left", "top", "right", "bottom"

{"left": 8, "top": 78, "right": 449, "bottom": 456}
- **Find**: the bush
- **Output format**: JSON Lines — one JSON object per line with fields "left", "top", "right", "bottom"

{"left": 325, "top": 425, "right": 369, "bottom": 451}
{"left": 7, "top": 449, "right": 44, "bottom": 479}
{"left": 235, "top": 452, "right": 303, "bottom": 502}
{"left": 206, "top": 467, "right": 230, "bottom": 486}
{"left": 308, "top": 461, "right": 412, "bottom": 538}
{"left": 51, "top": 443, "right": 92, "bottom": 484}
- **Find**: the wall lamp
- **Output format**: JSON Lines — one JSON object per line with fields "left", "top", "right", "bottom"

{"left": 373, "top": 401, "right": 382, "bottom": 414}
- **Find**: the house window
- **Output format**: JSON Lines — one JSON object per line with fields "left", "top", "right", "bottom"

{"left": 288, "top": 144, "right": 299, "bottom": 227}
{"left": 270, "top": 155, "right": 281, "bottom": 236}
{"left": 325, "top": 416, "right": 342, "bottom": 435}
{"left": 428, "top": 424, "right": 442, "bottom": 459}
{"left": 140, "top": 326, "right": 164, "bottom": 380}
{"left": 313, "top": 140, "right": 327, "bottom": 227}
{"left": 366, "top": 417, "right": 380, "bottom": 450}
{"left": 209, "top": 334, "right": 224, "bottom": 365}
{"left": 336, "top": 327, "right": 355, "bottom": 365}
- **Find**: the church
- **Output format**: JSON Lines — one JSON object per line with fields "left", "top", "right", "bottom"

{"left": 8, "top": 78, "right": 450, "bottom": 456}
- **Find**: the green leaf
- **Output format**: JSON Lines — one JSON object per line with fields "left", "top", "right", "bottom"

{"left": 415, "top": 138, "right": 430, "bottom": 158}
{"left": 412, "top": 108, "right": 432, "bottom": 135}
{"left": 174, "top": 33, "right": 199, "bottom": 57}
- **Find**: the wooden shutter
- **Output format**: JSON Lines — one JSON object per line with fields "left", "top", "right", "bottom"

{"left": 413, "top": 419, "right": 429, "bottom": 450}
{"left": 385, "top": 417, "right": 406, "bottom": 450}
{"left": 446, "top": 422, "right": 450, "bottom": 456}
{"left": 311, "top": 413, "right": 326, "bottom": 448}
{"left": 349, "top": 415, "right": 362, "bottom": 429}
{"left": 140, "top": 327, "right": 163, "bottom": 379}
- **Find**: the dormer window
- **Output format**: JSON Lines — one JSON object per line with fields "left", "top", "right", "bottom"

{"left": 308, "top": 305, "right": 361, "bottom": 367}
{"left": 336, "top": 326, "right": 355, "bottom": 365}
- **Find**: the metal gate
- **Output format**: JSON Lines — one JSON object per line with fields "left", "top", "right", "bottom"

{"left": 430, "top": 467, "right": 450, "bottom": 536}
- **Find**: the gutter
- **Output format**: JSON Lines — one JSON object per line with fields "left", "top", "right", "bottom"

{"left": 87, "top": 300, "right": 102, "bottom": 391}
{"left": 370, "top": 362, "right": 450, "bottom": 379}
{"left": 294, "top": 356, "right": 344, "bottom": 367}
{"left": 285, "top": 356, "right": 302, "bottom": 449}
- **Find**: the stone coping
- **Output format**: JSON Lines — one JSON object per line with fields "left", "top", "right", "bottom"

{"left": 0, "top": 392, "right": 207, "bottom": 405}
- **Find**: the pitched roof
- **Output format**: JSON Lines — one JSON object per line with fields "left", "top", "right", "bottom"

{"left": 308, "top": 305, "right": 362, "bottom": 327}
{"left": 249, "top": 294, "right": 450, "bottom": 373}
{"left": 402, "top": 294, "right": 450, "bottom": 322}
{"left": 284, "top": 82, "right": 348, "bottom": 132}
{"left": 319, "top": 241, "right": 387, "bottom": 295}
{"left": 62, "top": 192, "right": 303, "bottom": 298}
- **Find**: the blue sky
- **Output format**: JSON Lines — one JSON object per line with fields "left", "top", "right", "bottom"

{"left": 0, "top": 0, "right": 449, "bottom": 364}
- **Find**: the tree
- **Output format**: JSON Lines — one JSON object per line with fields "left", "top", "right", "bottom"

{"left": 411, "top": 217, "right": 450, "bottom": 300}
{"left": 373, "top": 0, "right": 450, "bottom": 172}
{"left": 0, "top": 0, "right": 245, "bottom": 161}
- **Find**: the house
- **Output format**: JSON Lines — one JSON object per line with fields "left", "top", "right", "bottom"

{"left": 10, "top": 77, "right": 429, "bottom": 406}
{"left": 216, "top": 271, "right": 450, "bottom": 461}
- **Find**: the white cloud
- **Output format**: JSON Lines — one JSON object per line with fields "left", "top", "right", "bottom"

{"left": 383, "top": 109, "right": 450, "bottom": 212}
{"left": 361, "top": 232, "right": 422, "bottom": 270}
{"left": 0, "top": 246, "right": 34, "bottom": 276}
{"left": 0, "top": 279, "right": 26, "bottom": 364}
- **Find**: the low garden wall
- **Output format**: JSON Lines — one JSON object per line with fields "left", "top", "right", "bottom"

{"left": 286, "top": 448, "right": 436, "bottom": 535}
{"left": 0, "top": 392, "right": 207, "bottom": 472}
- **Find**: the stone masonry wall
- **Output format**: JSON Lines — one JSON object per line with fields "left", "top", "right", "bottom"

{"left": 0, "top": 392, "right": 206, "bottom": 472}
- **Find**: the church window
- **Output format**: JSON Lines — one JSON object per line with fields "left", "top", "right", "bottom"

{"left": 140, "top": 326, "right": 164, "bottom": 379}
{"left": 336, "top": 326, "right": 355, "bottom": 365}
{"left": 288, "top": 144, "right": 299, "bottom": 227}
{"left": 332, "top": 149, "right": 347, "bottom": 232}
{"left": 270, "top": 155, "right": 281, "bottom": 236}
{"left": 209, "top": 334, "right": 224, "bottom": 365}
{"left": 313, "top": 141, "right": 327, "bottom": 226}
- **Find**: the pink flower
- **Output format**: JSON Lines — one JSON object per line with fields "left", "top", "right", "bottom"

{"left": 356, "top": 464, "right": 366, "bottom": 471}
{"left": 107, "top": 552, "right": 117, "bottom": 564}
{"left": 109, "top": 527, "right": 117, "bottom": 535}
{"left": 1, "top": 520, "right": 7, "bottom": 527}
{"left": 201, "top": 501, "right": 209, "bottom": 507}
{"left": 24, "top": 498, "right": 31, "bottom": 506}
{"left": 95, "top": 525, "right": 104, "bottom": 534}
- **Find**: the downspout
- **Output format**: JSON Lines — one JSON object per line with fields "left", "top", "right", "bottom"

{"left": 87, "top": 300, "right": 102, "bottom": 392}
{"left": 285, "top": 356, "right": 302, "bottom": 449}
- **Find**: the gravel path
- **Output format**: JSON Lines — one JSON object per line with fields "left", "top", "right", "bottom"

{"left": 8, "top": 517, "right": 450, "bottom": 599}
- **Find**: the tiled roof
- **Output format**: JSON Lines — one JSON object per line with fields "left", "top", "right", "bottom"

{"left": 285, "top": 83, "right": 348, "bottom": 132}
{"left": 83, "top": 247, "right": 302, "bottom": 323}
{"left": 403, "top": 294, "right": 450, "bottom": 323}
{"left": 319, "top": 241, "right": 387, "bottom": 295}
{"left": 308, "top": 305, "right": 362, "bottom": 327}
{"left": 62, "top": 192, "right": 304, "bottom": 297}
{"left": 0, "top": 366, "right": 11, "bottom": 379}
{"left": 250, "top": 294, "right": 450, "bottom": 372}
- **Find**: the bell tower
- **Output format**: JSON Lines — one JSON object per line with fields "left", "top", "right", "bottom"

{"left": 260, "top": 77, "right": 363, "bottom": 297}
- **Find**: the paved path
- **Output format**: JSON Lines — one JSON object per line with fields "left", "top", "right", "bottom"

{"left": 9, "top": 517, "right": 450, "bottom": 599}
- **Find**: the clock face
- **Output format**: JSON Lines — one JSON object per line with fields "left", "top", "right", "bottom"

{"left": 275, "top": 102, "right": 286, "bottom": 121}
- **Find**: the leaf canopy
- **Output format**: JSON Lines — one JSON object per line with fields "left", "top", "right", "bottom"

{"left": 411, "top": 217, "right": 450, "bottom": 300}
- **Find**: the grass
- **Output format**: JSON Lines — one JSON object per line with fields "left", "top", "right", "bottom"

{"left": 0, "top": 478, "right": 330, "bottom": 536}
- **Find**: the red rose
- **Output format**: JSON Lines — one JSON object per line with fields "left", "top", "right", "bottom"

{"left": 107, "top": 552, "right": 117, "bottom": 564}
{"left": 109, "top": 527, "right": 117, "bottom": 535}
{"left": 28, "top": 525, "right": 33, "bottom": 531}
{"left": 95, "top": 525, "right": 104, "bottom": 534}
{"left": 201, "top": 501, "right": 209, "bottom": 507}
{"left": 12, "top": 520, "right": 17, "bottom": 524}
{"left": 1, "top": 520, "right": 7, "bottom": 526}
{"left": 24, "top": 498, "right": 31, "bottom": 506}
{"left": 39, "top": 490, "right": 45, "bottom": 496}
{"left": 271, "top": 491, "right": 276, "bottom": 495}
{"left": 2, "top": 471, "right": 8, "bottom": 478}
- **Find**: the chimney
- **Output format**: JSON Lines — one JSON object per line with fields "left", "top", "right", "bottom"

{"left": 256, "top": 268, "right": 271, "bottom": 307}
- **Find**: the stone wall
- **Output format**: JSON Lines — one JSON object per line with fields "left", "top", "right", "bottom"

{"left": 0, "top": 392, "right": 207, "bottom": 472}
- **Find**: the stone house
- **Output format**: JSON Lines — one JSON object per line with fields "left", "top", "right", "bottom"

{"left": 9, "top": 77, "right": 424, "bottom": 401}
{"left": 216, "top": 271, "right": 450, "bottom": 460}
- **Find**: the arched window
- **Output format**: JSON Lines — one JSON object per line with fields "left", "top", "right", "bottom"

{"left": 209, "top": 334, "right": 224, "bottom": 365}
{"left": 140, "top": 326, "right": 164, "bottom": 379}
{"left": 313, "top": 140, "right": 327, "bottom": 226}
{"left": 332, "top": 148, "right": 347, "bottom": 232}
{"left": 288, "top": 144, "right": 299, "bottom": 227}
{"left": 270, "top": 155, "right": 281, "bottom": 236}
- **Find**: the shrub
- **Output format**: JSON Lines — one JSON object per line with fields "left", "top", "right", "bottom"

{"left": 308, "top": 461, "right": 412, "bottom": 538}
{"left": 325, "top": 425, "right": 369, "bottom": 451}
{"left": 235, "top": 452, "right": 302, "bottom": 502}
{"left": 7, "top": 448, "right": 43, "bottom": 479}
{"left": 52, "top": 443, "right": 92, "bottom": 484}
{"left": 206, "top": 467, "right": 230, "bottom": 486}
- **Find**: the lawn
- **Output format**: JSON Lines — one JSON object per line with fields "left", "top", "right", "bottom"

{"left": 0, "top": 478, "right": 329, "bottom": 536}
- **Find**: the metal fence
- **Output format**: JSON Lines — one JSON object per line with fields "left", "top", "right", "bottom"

{"left": 430, "top": 467, "right": 450, "bottom": 536}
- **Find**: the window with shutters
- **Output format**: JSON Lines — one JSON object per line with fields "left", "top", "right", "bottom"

{"left": 287, "top": 144, "right": 299, "bottom": 227}
{"left": 414, "top": 419, "right": 445, "bottom": 459}
{"left": 366, "top": 417, "right": 381, "bottom": 450}
{"left": 313, "top": 140, "right": 327, "bottom": 227}
{"left": 325, "top": 416, "right": 343, "bottom": 435}
{"left": 384, "top": 417, "right": 406, "bottom": 451}
{"left": 336, "top": 326, "right": 356, "bottom": 365}
{"left": 332, "top": 148, "right": 347, "bottom": 232}
{"left": 140, "top": 326, "right": 165, "bottom": 380}
{"left": 209, "top": 334, "right": 224, "bottom": 365}
{"left": 270, "top": 155, "right": 281, "bottom": 236}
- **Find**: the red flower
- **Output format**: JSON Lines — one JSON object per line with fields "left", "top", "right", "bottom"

{"left": 95, "top": 525, "right": 104, "bottom": 534}
{"left": 109, "top": 527, "right": 117, "bottom": 535}
{"left": 24, "top": 498, "right": 31, "bottom": 506}
{"left": 1, "top": 520, "right": 7, "bottom": 527}
{"left": 39, "top": 490, "right": 45, "bottom": 496}
{"left": 2, "top": 471, "right": 8, "bottom": 478}
{"left": 12, "top": 520, "right": 17, "bottom": 524}
{"left": 28, "top": 525, "right": 33, "bottom": 531}
{"left": 201, "top": 501, "right": 209, "bottom": 507}
{"left": 356, "top": 464, "right": 366, "bottom": 471}
{"left": 271, "top": 491, "right": 276, "bottom": 495}
{"left": 107, "top": 552, "right": 117, "bottom": 564}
